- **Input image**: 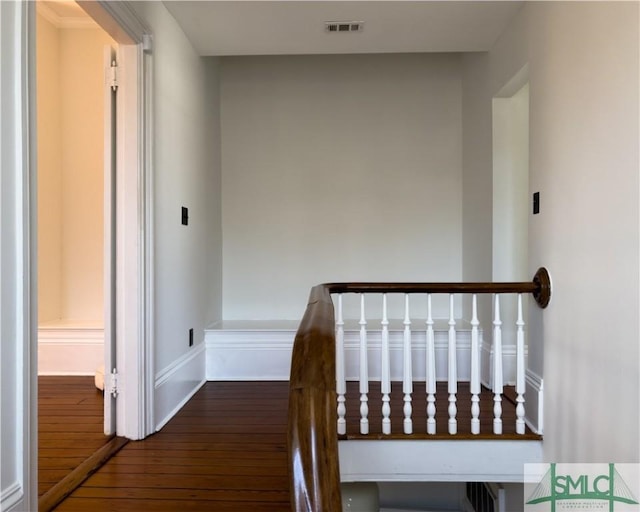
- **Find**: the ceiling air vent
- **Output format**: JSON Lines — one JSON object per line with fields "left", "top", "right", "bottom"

{"left": 325, "top": 21, "right": 364, "bottom": 33}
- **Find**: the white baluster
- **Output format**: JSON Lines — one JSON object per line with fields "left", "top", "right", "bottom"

{"left": 381, "top": 294, "right": 391, "bottom": 435}
{"left": 403, "top": 294, "right": 413, "bottom": 434}
{"left": 516, "top": 294, "right": 526, "bottom": 434}
{"left": 336, "top": 294, "right": 346, "bottom": 435}
{"left": 448, "top": 294, "right": 457, "bottom": 435}
{"left": 470, "top": 294, "right": 480, "bottom": 435}
{"left": 492, "top": 294, "right": 503, "bottom": 435}
{"left": 425, "top": 294, "right": 436, "bottom": 435}
{"left": 359, "top": 294, "right": 369, "bottom": 434}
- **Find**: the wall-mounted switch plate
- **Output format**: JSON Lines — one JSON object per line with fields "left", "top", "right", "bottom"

{"left": 533, "top": 192, "right": 540, "bottom": 215}
{"left": 182, "top": 206, "right": 189, "bottom": 225}
{"left": 189, "top": 328, "right": 194, "bottom": 347}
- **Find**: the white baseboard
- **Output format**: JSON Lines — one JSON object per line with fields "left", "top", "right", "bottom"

{"left": 154, "top": 343, "right": 206, "bottom": 431}
{"left": 205, "top": 329, "right": 295, "bottom": 380}
{"left": 0, "top": 481, "right": 23, "bottom": 512}
{"left": 38, "top": 326, "right": 103, "bottom": 376}
{"left": 206, "top": 326, "right": 497, "bottom": 383}
{"left": 525, "top": 369, "right": 544, "bottom": 435}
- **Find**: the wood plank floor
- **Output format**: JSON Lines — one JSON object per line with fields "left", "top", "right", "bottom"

{"left": 342, "top": 381, "right": 541, "bottom": 439}
{"left": 53, "top": 380, "right": 539, "bottom": 511}
{"left": 54, "top": 382, "right": 290, "bottom": 512}
{"left": 39, "top": 376, "right": 109, "bottom": 497}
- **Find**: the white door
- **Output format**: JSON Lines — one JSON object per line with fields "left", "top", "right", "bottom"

{"left": 103, "top": 45, "right": 118, "bottom": 435}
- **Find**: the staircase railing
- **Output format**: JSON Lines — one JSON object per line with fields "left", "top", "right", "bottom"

{"left": 287, "top": 268, "right": 551, "bottom": 512}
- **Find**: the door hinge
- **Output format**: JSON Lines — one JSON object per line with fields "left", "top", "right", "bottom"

{"left": 109, "top": 368, "right": 119, "bottom": 398}
{"left": 108, "top": 60, "right": 118, "bottom": 91}
{"left": 142, "top": 34, "right": 153, "bottom": 53}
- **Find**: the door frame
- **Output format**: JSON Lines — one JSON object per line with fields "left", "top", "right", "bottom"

{"left": 0, "top": 2, "right": 38, "bottom": 510}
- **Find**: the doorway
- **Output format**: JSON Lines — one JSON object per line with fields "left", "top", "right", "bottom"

{"left": 33, "top": 0, "right": 153, "bottom": 508}
{"left": 36, "top": 1, "right": 115, "bottom": 380}
{"left": 35, "top": 0, "right": 116, "bottom": 500}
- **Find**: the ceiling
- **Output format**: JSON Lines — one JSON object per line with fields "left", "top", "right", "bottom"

{"left": 162, "top": 1, "right": 523, "bottom": 57}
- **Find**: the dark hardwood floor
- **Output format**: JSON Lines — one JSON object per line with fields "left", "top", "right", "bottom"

{"left": 51, "top": 380, "right": 538, "bottom": 511}
{"left": 54, "top": 382, "right": 290, "bottom": 512}
{"left": 342, "top": 380, "right": 541, "bottom": 439}
{"left": 39, "top": 376, "right": 108, "bottom": 498}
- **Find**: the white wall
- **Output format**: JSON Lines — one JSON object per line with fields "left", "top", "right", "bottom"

{"left": 492, "top": 82, "right": 530, "bottom": 344}
{"left": 221, "top": 54, "right": 463, "bottom": 320}
{"left": 130, "top": 1, "right": 222, "bottom": 427}
{"left": 461, "top": 53, "right": 493, "bottom": 285}
{"left": 36, "top": 12, "right": 62, "bottom": 322}
{"left": 36, "top": 15, "right": 114, "bottom": 325}
{"left": 59, "top": 27, "right": 113, "bottom": 322}
{"left": 462, "top": 1, "right": 639, "bottom": 462}
{"left": 492, "top": 82, "right": 529, "bottom": 284}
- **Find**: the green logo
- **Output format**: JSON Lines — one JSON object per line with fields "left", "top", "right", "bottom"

{"left": 526, "top": 463, "right": 639, "bottom": 511}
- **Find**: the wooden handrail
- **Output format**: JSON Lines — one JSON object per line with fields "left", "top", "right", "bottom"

{"left": 287, "top": 268, "right": 551, "bottom": 512}
{"left": 325, "top": 268, "right": 551, "bottom": 308}
{"left": 288, "top": 284, "right": 342, "bottom": 511}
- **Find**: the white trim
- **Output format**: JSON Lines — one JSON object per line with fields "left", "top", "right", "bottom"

{"left": 35, "top": 3, "right": 98, "bottom": 29}
{"left": 38, "top": 326, "right": 104, "bottom": 339}
{"left": 0, "top": 482, "right": 23, "bottom": 512}
{"left": 38, "top": 326, "right": 104, "bottom": 376}
{"left": 339, "top": 440, "right": 543, "bottom": 483}
{"left": 96, "top": 1, "right": 150, "bottom": 44}
{"left": 525, "top": 369, "right": 544, "bottom": 435}
{"left": 141, "top": 34, "right": 155, "bottom": 438}
{"left": 205, "top": 329, "right": 295, "bottom": 380}
{"left": 155, "top": 343, "right": 204, "bottom": 387}
{"left": 1, "top": 1, "right": 37, "bottom": 509}
{"left": 154, "top": 343, "right": 206, "bottom": 431}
